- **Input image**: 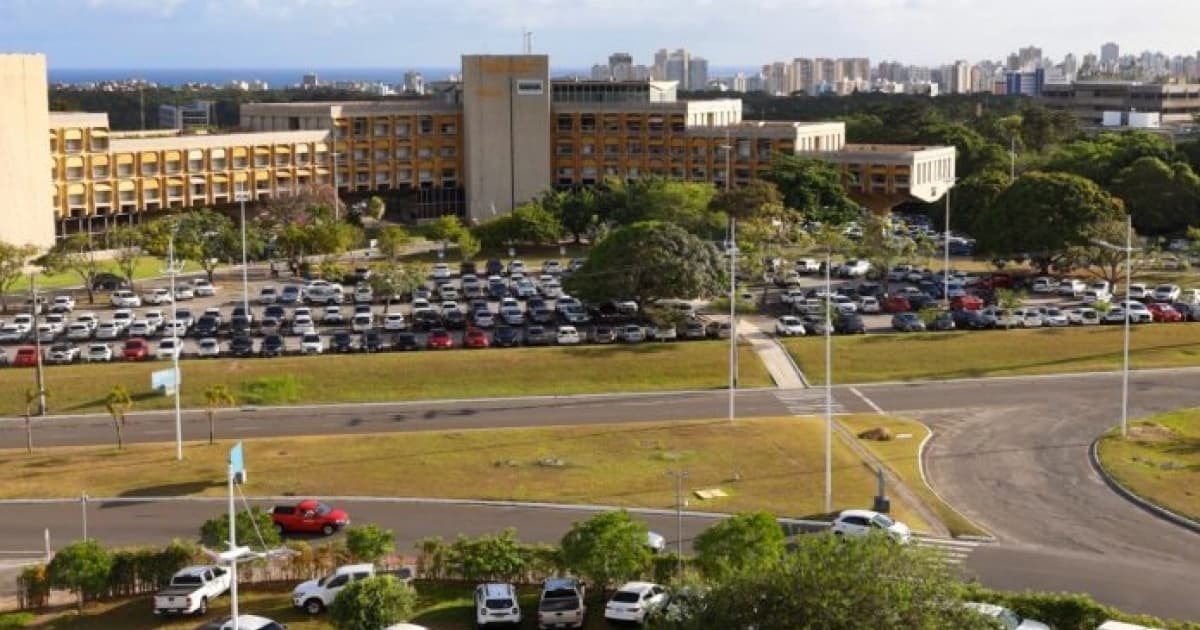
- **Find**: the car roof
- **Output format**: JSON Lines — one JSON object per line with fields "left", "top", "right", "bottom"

{"left": 615, "top": 581, "right": 658, "bottom": 593}
{"left": 838, "top": 508, "right": 881, "bottom": 519}
{"left": 176, "top": 565, "right": 216, "bottom": 576}
{"left": 481, "top": 582, "right": 514, "bottom": 596}
{"left": 543, "top": 577, "right": 579, "bottom": 590}
{"left": 220, "top": 615, "right": 277, "bottom": 629}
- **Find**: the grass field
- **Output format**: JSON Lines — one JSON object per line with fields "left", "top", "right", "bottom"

{"left": 783, "top": 325, "right": 1200, "bottom": 385}
{"left": 837, "top": 415, "right": 987, "bottom": 538}
{"left": 0, "top": 341, "right": 769, "bottom": 417}
{"left": 1096, "top": 408, "right": 1200, "bottom": 522}
{"left": 0, "top": 415, "right": 926, "bottom": 529}
{"left": 8, "top": 257, "right": 166, "bottom": 295}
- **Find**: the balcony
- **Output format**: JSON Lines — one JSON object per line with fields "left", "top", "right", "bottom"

{"left": 117, "top": 165, "right": 134, "bottom": 177}
{"left": 188, "top": 160, "right": 205, "bottom": 172}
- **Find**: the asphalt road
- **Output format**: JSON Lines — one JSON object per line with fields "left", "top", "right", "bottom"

{"left": 2, "top": 372, "right": 1199, "bottom": 620}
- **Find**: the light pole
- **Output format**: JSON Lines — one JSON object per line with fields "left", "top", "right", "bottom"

{"left": 1091, "top": 214, "right": 1134, "bottom": 438}
{"left": 29, "top": 273, "right": 47, "bottom": 416}
{"left": 942, "top": 181, "right": 954, "bottom": 305}
{"left": 719, "top": 140, "right": 735, "bottom": 423}
{"left": 237, "top": 185, "right": 250, "bottom": 316}
{"left": 164, "top": 230, "right": 185, "bottom": 460}
{"left": 666, "top": 469, "right": 688, "bottom": 580}
{"left": 823, "top": 246, "right": 833, "bottom": 513}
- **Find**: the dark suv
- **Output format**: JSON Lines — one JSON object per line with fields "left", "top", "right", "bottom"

{"left": 229, "top": 335, "right": 254, "bottom": 357}
{"left": 259, "top": 334, "right": 285, "bottom": 357}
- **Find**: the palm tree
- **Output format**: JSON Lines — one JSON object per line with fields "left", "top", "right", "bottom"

{"left": 203, "top": 384, "right": 236, "bottom": 445}
{"left": 105, "top": 385, "right": 133, "bottom": 450}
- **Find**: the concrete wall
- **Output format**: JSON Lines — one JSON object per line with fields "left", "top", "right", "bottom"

{"left": 462, "top": 55, "right": 550, "bottom": 223}
{"left": 0, "top": 54, "right": 54, "bottom": 248}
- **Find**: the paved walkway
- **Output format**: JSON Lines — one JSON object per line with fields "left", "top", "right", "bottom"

{"left": 736, "top": 318, "right": 807, "bottom": 389}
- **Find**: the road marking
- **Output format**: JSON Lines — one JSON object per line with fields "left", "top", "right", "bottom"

{"left": 775, "top": 389, "right": 845, "bottom": 416}
{"left": 849, "top": 387, "right": 885, "bottom": 414}
{"left": 914, "top": 535, "right": 985, "bottom": 566}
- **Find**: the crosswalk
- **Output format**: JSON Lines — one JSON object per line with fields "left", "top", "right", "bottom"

{"left": 914, "top": 535, "right": 987, "bottom": 566}
{"left": 774, "top": 388, "right": 847, "bottom": 416}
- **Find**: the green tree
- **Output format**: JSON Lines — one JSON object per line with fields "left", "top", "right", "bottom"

{"left": 693, "top": 512, "right": 785, "bottom": 581}
{"left": 328, "top": 575, "right": 418, "bottom": 630}
{"left": 597, "top": 178, "right": 721, "bottom": 236}
{"left": 345, "top": 524, "right": 395, "bottom": 564}
{"left": 105, "top": 384, "right": 132, "bottom": 450}
{"left": 202, "top": 384, "right": 236, "bottom": 445}
{"left": 474, "top": 202, "right": 563, "bottom": 249}
{"left": 564, "top": 222, "right": 724, "bottom": 313}
{"left": 763, "top": 155, "right": 859, "bottom": 225}
{"left": 995, "top": 288, "right": 1026, "bottom": 310}
{"left": 1044, "top": 130, "right": 1174, "bottom": 187}
{"left": 545, "top": 187, "right": 599, "bottom": 243}
{"left": 456, "top": 230, "right": 481, "bottom": 262}
{"left": 853, "top": 213, "right": 915, "bottom": 295}
{"left": 108, "top": 226, "right": 143, "bottom": 290}
{"left": 199, "top": 507, "right": 281, "bottom": 551}
{"left": 974, "top": 172, "right": 1125, "bottom": 272}
{"left": 1066, "top": 217, "right": 1138, "bottom": 285}
{"left": 653, "top": 534, "right": 994, "bottom": 630}
{"left": 937, "top": 170, "right": 1010, "bottom": 236}
{"left": 425, "top": 215, "right": 464, "bottom": 249}
{"left": 560, "top": 511, "right": 652, "bottom": 591}
{"left": 0, "top": 241, "right": 39, "bottom": 313}
{"left": 375, "top": 225, "right": 411, "bottom": 262}
{"left": 173, "top": 210, "right": 239, "bottom": 283}
{"left": 448, "top": 529, "right": 527, "bottom": 582}
{"left": 47, "top": 539, "right": 112, "bottom": 612}
{"left": 42, "top": 234, "right": 103, "bottom": 304}
{"left": 1109, "top": 157, "right": 1200, "bottom": 235}
{"left": 367, "top": 196, "right": 386, "bottom": 220}
{"left": 369, "top": 263, "right": 425, "bottom": 312}
{"left": 708, "top": 179, "right": 784, "bottom": 220}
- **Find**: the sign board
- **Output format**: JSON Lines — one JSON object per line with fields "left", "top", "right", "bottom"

{"left": 229, "top": 442, "right": 246, "bottom": 484}
{"left": 151, "top": 369, "right": 178, "bottom": 395}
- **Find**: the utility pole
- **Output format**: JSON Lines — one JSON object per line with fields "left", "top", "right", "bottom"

{"left": 824, "top": 248, "right": 833, "bottom": 513}
{"left": 30, "top": 273, "right": 47, "bottom": 416}
{"left": 164, "top": 231, "right": 184, "bottom": 460}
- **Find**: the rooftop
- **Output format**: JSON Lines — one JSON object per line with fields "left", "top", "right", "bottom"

{"left": 110, "top": 129, "right": 329, "bottom": 152}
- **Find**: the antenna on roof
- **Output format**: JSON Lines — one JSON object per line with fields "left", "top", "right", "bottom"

{"left": 522, "top": 29, "right": 533, "bottom": 54}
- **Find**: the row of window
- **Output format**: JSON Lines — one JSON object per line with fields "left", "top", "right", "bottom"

{"left": 554, "top": 141, "right": 785, "bottom": 159}
{"left": 52, "top": 135, "right": 109, "bottom": 154}
{"left": 341, "top": 117, "right": 458, "bottom": 139}
{"left": 553, "top": 166, "right": 757, "bottom": 185}
{"left": 55, "top": 152, "right": 336, "bottom": 182}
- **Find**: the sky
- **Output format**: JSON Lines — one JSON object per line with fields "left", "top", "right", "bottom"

{"left": 2, "top": 0, "right": 1199, "bottom": 70}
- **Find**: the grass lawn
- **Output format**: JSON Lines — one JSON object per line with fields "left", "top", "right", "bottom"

{"left": 8, "top": 256, "right": 166, "bottom": 295}
{"left": 0, "top": 415, "right": 927, "bottom": 529}
{"left": 837, "top": 415, "right": 987, "bottom": 538}
{"left": 783, "top": 325, "right": 1200, "bottom": 385}
{"left": 0, "top": 341, "right": 769, "bottom": 417}
{"left": 1096, "top": 408, "right": 1200, "bottom": 522}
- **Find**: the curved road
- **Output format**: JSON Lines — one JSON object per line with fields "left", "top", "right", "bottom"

{"left": 2, "top": 372, "right": 1198, "bottom": 620}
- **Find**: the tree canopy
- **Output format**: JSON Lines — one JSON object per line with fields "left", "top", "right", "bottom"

{"left": 473, "top": 201, "right": 563, "bottom": 249}
{"left": 328, "top": 575, "right": 418, "bottom": 630}
{"left": 1109, "top": 156, "right": 1200, "bottom": 235}
{"left": 595, "top": 178, "right": 722, "bottom": 236}
{"left": 560, "top": 510, "right": 652, "bottom": 591}
{"left": 763, "top": 155, "right": 859, "bottom": 225}
{"left": 692, "top": 512, "right": 786, "bottom": 581}
{"left": 47, "top": 539, "right": 112, "bottom": 610}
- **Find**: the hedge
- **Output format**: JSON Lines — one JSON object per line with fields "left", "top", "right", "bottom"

{"left": 967, "top": 586, "right": 1200, "bottom": 630}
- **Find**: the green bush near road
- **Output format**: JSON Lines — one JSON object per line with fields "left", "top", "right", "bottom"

{"left": 966, "top": 586, "right": 1200, "bottom": 630}
{"left": 1096, "top": 408, "right": 1200, "bottom": 522}
{"left": 0, "top": 341, "right": 769, "bottom": 417}
{"left": 784, "top": 325, "right": 1200, "bottom": 384}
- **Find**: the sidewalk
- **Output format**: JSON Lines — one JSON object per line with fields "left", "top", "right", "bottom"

{"left": 736, "top": 318, "right": 807, "bottom": 389}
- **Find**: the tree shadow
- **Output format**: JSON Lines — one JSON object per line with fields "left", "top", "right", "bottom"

{"left": 99, "top": 480, "right": 223, "bottom": 509}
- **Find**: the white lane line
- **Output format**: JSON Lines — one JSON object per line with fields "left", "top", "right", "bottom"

{"left": 848, "top": 386, "right": 885, "bottom": 414}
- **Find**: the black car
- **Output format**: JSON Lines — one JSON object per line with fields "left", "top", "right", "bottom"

{"left": 592, "top": 325, "right": 617, "bottom": 344}
{"left": 231, "top": 305, "right": 254, "bottom": 320}
{"left": 331, "top": 330, "right": 355, "bottom": 352}
{"left": 91, "top": 272, "right": 128, "bottom": 291}
{"left": 891, "top": 313, "right": 926, "bottom": 332}
{"left": 1171, "top": 302, "right": 1200, "bottom": 322}
{"left": 907, "top": 293, "right": 937, "bottom": 311}
{"left": 229, "top": 335, "right": 255, "bottom": 357}
{"left": 857, "top": 282, "right": 883, "bottom": 298}
{"left": 835, "top": 314, "right": 867, "bottom": 334}
{"left": 488, "top": 281, "right": 509, "bottom": 300}
{"left": 443, "top": 309, "right": 467, "bottom": 330}
{"left": 264, "top": 305, "right": 286, "bottom": 322}
{"left": 951, "top": 309, "right": 991, "bottom": 330}
{"left": 460, "top": 261, "right": 478, "bottom": 276}
{"left": 360, "top": 329, "right": 387, "bottom": 352}
{"left": 393, "top": 331, "right": 420, "bottom": 351}
{"left": 525, "top": 325, "right": 552, "bottom": 346}
{"left": 226, "top": 315, "right": 249, "bottom": 336}
{"left": 193, "top": 315, "right": 220, "bottom": 337}
{"left": 530, "top": 307, "right": 556, "bottom": 325}
{"left": 929, "top": 312, "right": 956, "bottom": 331}
{"left": 260, "top": 334, "right": 285, "bottom": 357}
{"left": 493, "top": 326, "right": 520, "bottom": 347}
{"left": 412, "top": 309, "right": 443, "bottom": 332}
{"left": 485, "top": 259, "right": 504, "bottom": 276}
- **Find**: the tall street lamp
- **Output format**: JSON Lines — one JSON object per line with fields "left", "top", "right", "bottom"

{"left": 719, "top": 139, "right": 735, "bottom": 423}
{"left": 1090, "top": 214, "right": 1135, "bottom": 438}
{"left": 163, "top": 229, "right": 185, "bottom": 460}
{"left": 29, "top": 273, "right": 47, "bottom": 416}
{"left": 823, "top": 245, "right": 833, "bottom": 513}
{"left": 941, "top": 180, "right": 956, "bottom": 306}
{"left": 236, "top": 184, "right": 251, "bottom": 316}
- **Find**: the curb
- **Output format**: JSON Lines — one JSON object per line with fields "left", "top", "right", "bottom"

{"left": 771, "top": 336, "right": 810, "bottom": 388}
{"left": 1089, "top": 435, "right": 1200, "bottom": 535}
{"left": 915, "top": 424, "right": 996, "bottom": 542}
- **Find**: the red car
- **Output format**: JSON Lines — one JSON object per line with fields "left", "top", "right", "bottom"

{"left": 427, "top": 328, "right": 453, "bottom": 349}
{"left": 12, "top": 346, "right": 37, "bottom": 368}
{"left": 1148, "top": 303, "right": 1183, "bottom": 322}
{"left": 978, "top": 273, "right": 1014, "bottom": 290}
{"left": 463, "top": 327, "right": 490, "bottom": 348}
{"left": 883, "top": 295, "right": 911, "bottom": 313}
{"left": 951, "top": 294, "right": 983, "bottom": 311}
{"left": 270, "top": 499, "right": 349, "bottom": 536}
{"left": 123, "top": 338, "right": 149, "bottom": 361}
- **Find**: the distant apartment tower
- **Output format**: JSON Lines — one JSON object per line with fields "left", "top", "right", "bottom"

{"left": 950, "top": 61, "right": 972, "bottom": 94}
{"left": 403, "top": 70, "right": 425, "bottom": 95}
{"left": 653, "top": 49, "right": 668, "bottom": 80}
{"left": 762, "top": 62, "right": 793, "bottom": 95}
{"left": 302, "top": 73, "right": 319, "bottom": 89}
{"left": 688, "top": 57, "right": 708, "bottom": 92}
{"left": 1101, "top": 42, "right": 1120, "bottom": 65}
{"left": 590, "top": 65, "right": 610, "bottom": 80}
{"left": 666, "top": 49, "right": 690, "bottom": 89}
{"left": 1006, "top": 69, "right": 1045, "bottom": 96}
{"left": 817, "top": 58, "right": 840, "bottom": 87}
{"left": 608, "top": 52, "right": 634, "bottom": 81}
{"left": 159, "top": 100, "right": 214, "bottom": 130}
{"left": 841, "top": 58, "right": 870, "bottom": 81}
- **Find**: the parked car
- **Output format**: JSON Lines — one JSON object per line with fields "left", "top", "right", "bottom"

{"left": 193, "top": 279, "right": 216, "bottom": 297}
{"left": 830, "top": 509, "right": 911, "bottom": 544}
{"left": 229, "top": 336, "right": 254, "bottom": 357}
{"left": 463, "top": 327, "right": 490, "bottom": 348}
{"left": 1127, "top": 283, "right": 1149, "bottom": 301}
{"left": 427, "top": 328, "right": 453, "bottom": 349}
{"left": 526, "top": 325, "right": 553, "bottom": 346}
{"left": 538, "top": 578, "right": 585, "bottom": 630}
{"left": 0, "top": 325, "right": 26, "bottom": 342}
{"left": 775, "top": 315, "right": 806, "bottom": 337}
{"left": 556, "top": 325, "right": 581, "bottom": 345}
{"left": 857, "top": 296, "right": 881, "bottom": 314}
{"left": 258, "top": 286, "right": 278, "bottom": 304}
{"left": 153, "top": 565, "right": 231, "bottom": 616}
{"left": 196, "top": 338, "right": 221, "bottom": 358}
{"left": 963, "top": 602, "right": 1050, "bottom": 630}
{"left": 1147, "top": 303, "right": 1183, "bottom": 323}
{"left": 891, "top": 312, "right": 925, "bottom": 333}
{"left": 50, "top": 295, "right": 76, "bottom": 313}
{"left": 279, "top": 284, "right": 303, "bottom": 305}
{"left": 1152, "top": 284, "right": 1181, "bottom": 303}
{"left": 620, "top": 324, "right": 646, "bottom": 343}
{"left": 156, "top": 338, "right": 182, "bottom": 360}
{"left": 928, "top": 312, "right": 956, "bottom": 331}
{"left": 1013, "top": 307, "right": 1043, "bottom": 328}
{"left": 604, "top": 581, "right": 668, "bottom": 625}
{"left": 145, "top": 288, "right": 173, "bottom": 305}
{"left": 393, "top": 331, "right": 421, "bottom": 351}
{"left": 271, "top": 500, "right": 349, "bottom": 536}
{"left": 835, "top": 314, "right": 867, "bottom": 335}
{"left": 1067, "top": 307, "right": 1100, "bottom": 326}
{"left": 360, "top": 329, "right": 387, "bottom": 352}
{"left": 300, "top": 332, "right": 324, "bottom": 354}
{"left": 1030, "top": 277, "right": 1059, "bottom": 294}
{"left": 111, "top": 289, "right": 141, "bottom": 308}
{"left": 1057, "top": 279, "right": 1087, "bottom": 297}
{"left": 432, "top": 263, "right": 451, "bottom": 280}
{"left": 46, "top": 343, "right": 80, "bottom": 364}
{"left": 173, "top": 283, "right": 195, "bottom": 301}
{"left": 1041, "top": 307, "right": 1070, "bottom": 327}
{"left": 85, "top": 343, "right": 113, "bottom": 362}
{"left": 217, "top": 615, "right": 287, "bottom": 630}
{"left": 13, "top": 346, "right": 38, "bottom": 367}
{"left": 950, "top": 294, "right": 983, "bottom": 311}
{"left": 260, "top": 334, "right": 286, "bottom": 357}
{"left": 951, "top": 309, "right": 991, "bottom": 330}
{"left": 122, "top": 338, "right": 149, "bottom": 361}
{"left": 475, "top": 582, "right": 522, "bottom": 627}
{"left": 883, "top": 295, "right": 911, "bottom": 313}
{"left": 292, "top": 563, "right": 374, "bottom": 614}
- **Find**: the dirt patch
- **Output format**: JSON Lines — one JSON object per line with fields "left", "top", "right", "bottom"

{"left": 1127, "top": 422, "right": 1178, "bottom": 443}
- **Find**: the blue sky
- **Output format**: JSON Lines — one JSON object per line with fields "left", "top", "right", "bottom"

{"left": 3, "top": 0, "right": 1199, "bottom": 69}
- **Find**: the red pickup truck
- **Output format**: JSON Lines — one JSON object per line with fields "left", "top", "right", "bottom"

{"left": 271, "top": 499, "right": 349, "bottom": 536}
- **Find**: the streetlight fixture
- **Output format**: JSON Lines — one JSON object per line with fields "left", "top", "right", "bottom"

{"left": 1090, "top": 215, "right": 1135, "bottom": 438}
{"left": 941, "top": 180, "right": 956, "bottom": 306}
{"left": 163, "top": 229, "right": 185, "bottom": 460}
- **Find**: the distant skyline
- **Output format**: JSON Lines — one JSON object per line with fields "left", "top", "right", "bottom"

{"left": 3, "top": 0, "right": 1200, "bottom": 70}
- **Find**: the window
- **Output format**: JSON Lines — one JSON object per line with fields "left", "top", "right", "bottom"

{"left": 274, "top": 154, "right": 289, "bottom": 167}
{"left": 168, "top": 185, "right": 184, "bottom": 198}
{"left": 352, "top": 119, "right": 367, "bottom": 137}
{"left": 92, "top": 164, "right": 110, "bottom": 179}
{"left": 374, "top": 149, "right": 390, "bottom": 162}
{"left": 374, "top": 123, "right": 388, "bottom": 137}
{"left": 233, "top": 156, "right": 248, "bottom": 169}
{"left": 211, "top": 157, "right": 227, "bottom": 170}
{"left": 189, "top": 157, "right": 204, "bottom": 171}
{"left": 627, "top": 141, "right": 642, "bottom": 155}
{"left": 418, "top": 169, "right": 433, "bottom": 182}
{"left": 604, "top": 117, "right": 620, "bottom": 132}
{"left": 64, "top": 138, "right": 83, "bottom": 153}
{"left": 395, "top": 146, "right": 411, "bottom": 160}
{"left": 516, "top": 79, "right": 544, "bottom": 94}
{"left": 66, "top": 165, "right": 84, "bottom": 180}
{"left": 626, "top": 120, "right": 642, "bottom": 134}
{"left": 95, "top": 190, "right": 112, "bottom": 204}
{"left": 117, "top": 163, "right": 133, "bottom": 177}
{"left": 439, "top": 146, "right": 457, "bottom": 158}
{"left": 395, "top": 122, "right": 411, "bottom": 137}
{"left": 353, "top": 148, "right": 368, "bottom": 161}
{"left": 418, "top": 117, "right": 434, "bottom": 135}
{"left": 581, "top": 143, "right": 595, "bottom": 155}
{"left": 441, "top": 168, "right": 457, "bottom": 185}
{"left": 68, "top": 193, "right": 85, "bottom": 207}
{"left": 440, "top": 122, "right": 457, "bottom": 135}
{"left": 557, "top": 115, "right": 574, "bottom": 132}
{"left": 418, "top": 147, "right": 433, "bottom": 159}
{"left": 397, "top": 168, "right": 412, "bottom": 182}
{"left": 556, "top": 143, "right": 574, "bottom": 156}
{"left": 253, "top": 155, "right": 268, "bottom": 168}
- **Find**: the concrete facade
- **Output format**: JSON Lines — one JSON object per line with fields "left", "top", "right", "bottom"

{"left": 0, "top": 54, "right": 55, "bottom": 248}
{"left": 461, "top": 55, "right": 551, "bottom": 223}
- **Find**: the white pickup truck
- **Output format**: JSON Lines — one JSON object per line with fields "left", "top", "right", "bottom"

{"left": 153, "top": 565, "right": 232, "bottom": 615}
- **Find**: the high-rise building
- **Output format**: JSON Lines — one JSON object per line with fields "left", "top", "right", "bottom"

{"left": 1101, "top": 42, "right": 1120, "bottom": 65}
{"left": 1006, "top": 69, "right": 1046, "bottom": 96}
{"left": 762, "top": 62, "right": 793, "bottom": 95}
{"left": 688, "top": 57, "right": 709, "bottom": 92}
{"left": 817, "top": 58, "right": 840, "bottom": 86}
{"left": 608, "top": 52, "right": 633, "bottom": 81}
{"left": 666, "top": 49, "right": 690, "bottom": 89}
{"left": 403, "top": 70, "right": 425, "bottom": 95}
{"left": 1019, "top": 46, "right": 1043, "bottom": 70}
{"left": 590, "top": 64, "right": 610, "bottom": 80}
{"left": 794, "top": 58, "right": 816, "bottom": 93}
{"left": 158, "top": 100, "right": 215, "bottom": 130}
{"left": 950, "top": 61, "right": 972, "bottom": 94}
{"left": 0, "top": 54, "right": 55, "bottom": 247}
{"left": 1061, "top": 54, "right": 1078, "bottom": 81}
{"left": 732, "top": 72, "right": 747, "bottom": 93}
{"left": 653, "top": 49, "right": 668, "bottom": 81}
{"left": 841, "top": 58, "right": 870, "bottom": 81}
{"left": 302, "top": 73, "right": 319, "bottom": 89}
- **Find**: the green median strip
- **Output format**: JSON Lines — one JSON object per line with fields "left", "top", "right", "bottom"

{"left": 0, "top": 341, "right": 769, "bottom": 416}
{"left": 783, "top": 325, "right": 1200, "bottom": 385}
{"left": 1096, "top": 408, "right": 1200, "bottom": 523}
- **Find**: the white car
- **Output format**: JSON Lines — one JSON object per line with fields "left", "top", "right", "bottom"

{"left": 50, "top": 295, "right": 76, "bottom": 312}
{"left": 111, "top": 309, "right": 134, "bottom": 329}
{"left": 10, "top": 313, "right": 33, "bottom": 333}
{"left": 1127, "top": 283, "right": 1148, "bottom": 300}
{"left": 292, "top": 564, "right": 375, "bottom": 615}
{"left": 1012, "top": 307, "right": 1043, "bottom": 328}
{"left": 173, "top": 283, "right": 195, "bottom": 301}
{"left": 963, "top": 602, "right": 1050, "bottom": 630}
{"left": 541, "top": 280, "right": 563, "bottom": 299}
{"left": 218, "top": 616, "right": 285, "bottom": 630}
{"left": 604, "top": 581, "right": 668, "bottom": 624}
{"left": 259, "top": 286, "right": 278, "bottom": 304}
{"left": 0, "top": 325, "right": 26, "bottom": 342}
{"left": 858, "top": 296, "right": 881, "bottom": 313}
{"left": 197, "top": 338, "right": 221, "bottom": 358}
{"left": 66, "top": 322, "right": 93, "bottom": 341}
{"left": 1030, "top": 277, "right": 1059, "bottom": 294}
{"left": 1117, "top": 300, "right": 1153, "bottom": 323}
{"left": 1067, "top": 307, "right": 1100, "bottom": 325}
{"left": 111, "top": 289, "right": 141, "bottom": 308}
{"left": 833, "top": 295, "right": 857, "bottom": 314}
{"left": 292, "top": 314, "right": 317, "bottom": 335}
{"left": 831, "top": 509, "right": 911, "bottom": 544}
{"left": 74, "top": 312, "right": 99, "bottom": 330}
{"left": 1056, "top": 279, "right": 1086, "bottom": 297}
{"left": 144, "top": 288, "right": 173, "bottom": 305}
{"left": 1040, "top": 307, "right": 1069, "bottom": 327}
{"left": 322, "top": 306, "right": 344, "bottom": 325}
{"left": 556, "top": 325, "right": 581, "bottom": 345}
{"left": 431, "top": 263, "right": 451, "bottom": 280}
{"left": 84, "top": 343, "right": 113, "bottom": 362}
{"left": 155, "top": 338, "right": 182, "bottom": 360}
{"left": 299, "top": 333, "right": 323, "bottom": 354}
{"left": 353, "top": 284, "right": 373, "bottom": 304}
{"left": 1082, "top": 289, "right": 1111, "bottom": 305}
{"left": 193, "top": 279, "right": 217, "bottom": 297}
{"left": 509, "top": 260, "right": 526, "bottom": 275}
{"left": 351, "top": 313, "right": 373, "bottom": 332}
{"left": 128, "top": 320, "right": 154, "bottom": 337}
{"left": 780, "top": 289, "right": 806, "bottom": 305}
{"left": 775, "top": 315, "right": 806, "bottom": 336}
{"left": 1152, "top": 284, "right": 1181, "bottom": 302}
{"left": 887, "top": 265, "right": 914, "bottom": 282}
{"left": 475, "top": 582, "right": 522, "bottom": 627}
{"left": 382, "top": 312, "right": 407, "bottom": 331}
{"left": 143, "top": 310, "right": 165, "bottom": 328}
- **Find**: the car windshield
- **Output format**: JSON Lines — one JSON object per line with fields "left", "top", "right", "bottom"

{"left": 315, "top": 504, "right": 332, "bottom": 515}
{"left": 611, "top": 591, "right": 640, "bottom": 603}
{"left": 871, "top": 514, "right": 895, "bottom": 528}
{"left": 540, "top": 595, "right": 581, "bottom": 611}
